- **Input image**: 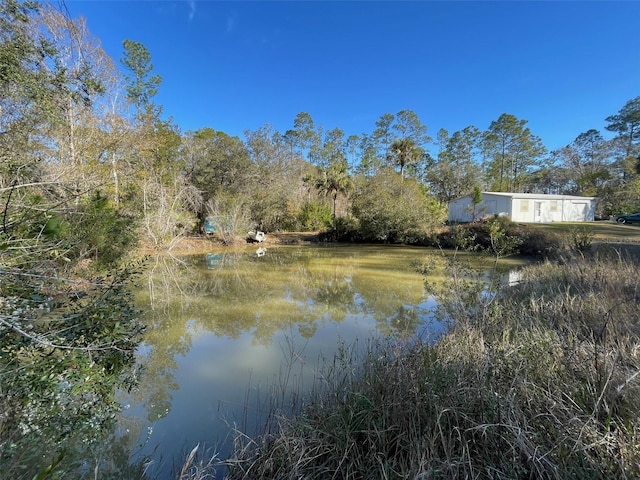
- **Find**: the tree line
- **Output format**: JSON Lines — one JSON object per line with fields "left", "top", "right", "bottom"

{"left": 3, "top": 2, "right": 640, "bottom": 259}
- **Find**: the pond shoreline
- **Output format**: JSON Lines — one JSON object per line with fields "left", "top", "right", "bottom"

{"left": 162, "top": 232, "right": 322, "bottom": 255}
{"left": 158, "top": 221, "right": 640, "bottom": 259}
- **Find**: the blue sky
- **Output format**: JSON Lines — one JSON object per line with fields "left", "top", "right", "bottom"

{"left": 66, "top": 1, "right": 640, "bottom": 153}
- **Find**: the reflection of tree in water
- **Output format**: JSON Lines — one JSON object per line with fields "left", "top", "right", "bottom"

{"left": 297, "top": 321, "right": 318, "bottom": 338}
{"left": 119, "top": 246, "right": 522, "bottom": 476}
{"left": 143, "top": 252, "right": 242, "bottom": 311}
{"left": 378, "top": 305, "right": 422, "bottom": 339}
{"left": 313, "top": 277, "right": 355, "bottom": 310}
{"left": 132, "top": 256, "right": 208, "bottom": 432}
{"left": 193, "top": 250, "right": 360, "bottom": 344}
{"left": 133, "top": 249, "right": 431, "bottom": 413}
{"left": 136, "top": 357, "right": 179, "bottom": 422}
{"left": 350, "top": 264, "right": 426, "bottom": 339}
{"left": 139, "top": 247, "right": 440, "bottom": 346}
{"left": 417, "top": 251, "right": 512, "bottom": 326}
{"left": 136, "top": 251, "right": 365, "bottom": 403}
{"left": 131, "top": 247, "right": 516, "bottom": 442}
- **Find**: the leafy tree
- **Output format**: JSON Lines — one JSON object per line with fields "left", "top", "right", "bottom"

{"left": 0, "top": 0, "right": 75, "bottom": 195}
{"left": 482, "top": 113, "right": 546, "bottom": 192}
{"left": 92, "top": 74, "right": 137, "bottom": 207}
{"left": 282, "top": 128, "right": 299, "bottom": 159}
{"left": 354, "top": 133, "right": 383, "bottom": 177}
{"left": 298, "top": 201, "right": 333, "bottom": 230}
{"left": 373, "top": 112, "right": 395, "bottom": 161}
{"left": 393, "top": 109, "right": 431, "bottom": 146}
{"left": 552, "top": 130, "right": 614, "bottom": 196}
{"left": 292, "top": 112, "right": 320, "bottom": 163}
{"left": 0, "top": 264, "right": 144, "bottom": 478}
{"left": 318, "top": 127, "right": 346, "bottom": 168}
{"left": 0, "top": 0, "right": 132, "bottom": 258}
{"left": 425, "top": 126, "right": 483, "bottom": 202}
{"left": 35, "top": 4, "right": 119, "bottom": 209}
{"left": 0, "top": 0, "right": 57, "bottom": 132}
{"left": 372, "top": 110, "right": 431, "bottom": 176}
{"left": 351, "top": 170, "right": 446, "bottom": 243}
{"left": 183, "top": 127, "right": 251, "bottom": 227}
{"left": 244, "top": 124, "right": 311, "bottom": 231}
{"left": 345, "top": 134, "right": 360, "bottom": 170}
{"left": 470, "top": 185, "right": 483, "bottom": 221}
{"left": 181, "top": 128, "right": 254, "bottom": 233}
{"left": 135, "top": 115, "right": 199, "bottom": 248}
{"left": 120, "top": 41, "right": 198, "bottom": 248}
{"left": 71, "top": 191, "right": 138, "bottom": 266}
{"left": 436, "top": 128, "right": 449, "bottom": 156}
{"left": 525, "top": 159, "right": 571, "bottom": 195}
{"left": 120, "top": 39, "right": 161, "bottom": 119}
{"left": 0, "top": 4, "right": 143, "bottom": 477}
{"left": 604, "top": 97, "right": 640, "bottom": 213}
{"left": 605, "top": 96, "right": 640, "bottom": 160}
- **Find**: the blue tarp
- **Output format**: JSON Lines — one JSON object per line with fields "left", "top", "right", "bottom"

{"left": 204, "top": 217, "right": 217, "bottom": 234}
{"left": 204, "top": 215, "right": 232, "bottom": 234}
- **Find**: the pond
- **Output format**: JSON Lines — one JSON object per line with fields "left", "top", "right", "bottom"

{"left": 116, "top": 244, "right": 524, "bottom": 478}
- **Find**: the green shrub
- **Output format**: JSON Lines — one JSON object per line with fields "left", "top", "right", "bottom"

{"left": 0, "top": 265, "right": 145, "bottom": 479}
{"left": 297, "top": 201, "right": 332, "bottom": 230}
{"left": 512, "top": 225, "right": 563, "bottom": 257}
{"left": 569, "top": 225, "right": 595, "bottom": 253}
{"left": 319, "top": 215, "right": 361, "bottom": 242}
{"left": 70, "top": 191, "right": 137, "bottom": 267}
{"left": 436, "top": 220, "right": 563, "bottom": 258}
{"left": 350, "top": 172, "right": 446, "bottom": 244}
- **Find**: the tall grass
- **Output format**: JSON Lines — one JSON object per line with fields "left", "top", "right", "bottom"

{"left": 218, "top": 253, "right": 640, "bottom": 479}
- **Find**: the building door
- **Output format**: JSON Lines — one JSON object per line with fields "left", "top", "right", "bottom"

{"left": 534, "top": 201, "right": 542, "bottom": 222}
{"left": 573, "top": 203, "right": 586, "bottom": 221}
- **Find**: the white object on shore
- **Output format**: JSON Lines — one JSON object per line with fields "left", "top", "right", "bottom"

{"left": 247, "top": 230, "right": 265, "bottom": 242}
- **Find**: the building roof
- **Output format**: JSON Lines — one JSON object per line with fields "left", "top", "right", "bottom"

{"left": 450, "top": 192, "right": 597, "bottom": 203}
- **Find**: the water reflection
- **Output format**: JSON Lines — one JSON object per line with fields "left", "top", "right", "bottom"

{"left": 120, "top": 245, "right": 523, "bottom": 478}
{"left": 205, "top": 253, "right": 222, "bottom": 269}
{"left": 140, "top": 246, "right": 441, "bottom": 345}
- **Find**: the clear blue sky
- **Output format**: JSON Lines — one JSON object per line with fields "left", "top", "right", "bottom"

{"left": 65, "top": 1, "right": 640, "bottom": 153}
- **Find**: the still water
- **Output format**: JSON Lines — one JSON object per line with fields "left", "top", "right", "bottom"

{"left": 117, "top": 244, "right": 521, "bottom": 478}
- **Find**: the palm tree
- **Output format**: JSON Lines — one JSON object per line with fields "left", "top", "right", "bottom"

{"left": 314, "top": 156, "right": 353, "bottom": 218}
{"left": 386, "top": 137, "right": 424, "bottom": 179}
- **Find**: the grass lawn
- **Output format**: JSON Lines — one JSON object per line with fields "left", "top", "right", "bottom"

{"left": 526, "top": 220, "right": 640, "bottom": 240}
{"left": 526, "top": 220, "right": 640, "bottom": 257}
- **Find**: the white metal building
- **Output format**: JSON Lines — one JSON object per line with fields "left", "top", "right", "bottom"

{"left": 448, "top": 192, "right": 597, "bottom": 223}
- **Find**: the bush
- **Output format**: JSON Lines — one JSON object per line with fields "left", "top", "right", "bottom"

{"left": 297, "top": 201, "right": 332, "bottom": 230}
{"left": 319, "top": 215, "right": 362, "bottom": 242}
{"left": 350, "top": 172, "right": 446, "bottom": 244}
{"left": 205, "top": 195, "right": 253, "bottom": 244}
{"left": 511, "top": 224, "right": 563, "bottom": 257}
{"left": 0, "top": 265, "right": 145, "bottom": 479}
{"left": 569, "top": 225, "right": 595, "bottom": 254}
{"left": 436, "top": 219, "right": 563, "bottom": 258}
{"left": 70, "top": 191, "right": 138, "bottom": 267}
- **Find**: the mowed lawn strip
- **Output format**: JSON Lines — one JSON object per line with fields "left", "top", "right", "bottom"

{"left": 526, "top": 221, "right": 640, "bottom": 259}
